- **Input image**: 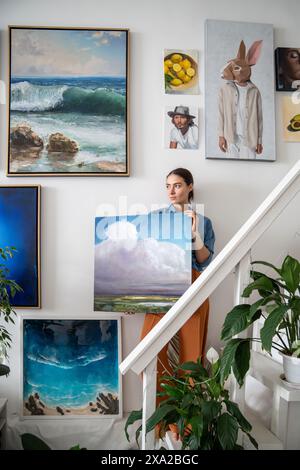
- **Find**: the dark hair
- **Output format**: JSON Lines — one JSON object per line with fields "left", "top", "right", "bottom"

{"left": 171, "top": 116, "right": 195, "bottom": 127}
{"left": 167, "top": 168, "right": 194, "bottom": 202}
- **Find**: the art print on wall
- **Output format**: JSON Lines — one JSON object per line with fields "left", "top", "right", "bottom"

{"left": 164, "top": 49, "right": 199, "bottom": 94}
{"left": 164, "top": 105, "right": 198, "bottom": 149}
{"left": 205, "top": 19, "right": 276, "bottom": 161}
{"left": 282, "top": 96, "right": 300, "bottom": 141}
{"left": 22, "top": 316, "right": 122, "bottom": 418}
{"left": 275, "top": 47, "right": 300, "bottom": 91}
{"left": 8, "top": 26, "right": 129, "bottom": 176}
{"left": 94, "top": 212, "right": 192, "bottom": 313}
{"left": 0, "top": 185, "right": 40, "bottom": 307}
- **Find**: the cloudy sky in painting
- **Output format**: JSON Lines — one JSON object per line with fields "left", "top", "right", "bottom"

{"left": 94, "top": 214, "right": 191, "bottom": 295}
{"left": 11, "top": 28, "right": 127, "bottom": 77}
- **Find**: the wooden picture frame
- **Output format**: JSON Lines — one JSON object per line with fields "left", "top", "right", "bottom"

{"left": 8, "top": 26, "right": 129, "bottom": 176}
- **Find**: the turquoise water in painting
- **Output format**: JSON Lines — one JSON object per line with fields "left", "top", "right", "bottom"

{"left": 10, "top": 77, "right": 127, "bottom": 173}
{"left": 23, "top": 320, "right": 119, "bottom": 409}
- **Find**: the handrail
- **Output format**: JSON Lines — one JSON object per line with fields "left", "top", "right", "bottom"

{"left": 120, "top": 160, "right": 300, "bottom": 376}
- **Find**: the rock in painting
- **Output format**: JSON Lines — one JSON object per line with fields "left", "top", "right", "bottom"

{"left": 10, "top": 123, "right": 43, "bottom": 149}
{"left": 47, "top": 133, "right": 79, "bottom": 153}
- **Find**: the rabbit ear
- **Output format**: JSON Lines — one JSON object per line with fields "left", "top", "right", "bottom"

{"left": 236, "top": 41, "right": 246, "bottom": 60}
{"left": 246, "top": 40, "right": 263, "bottom": 65}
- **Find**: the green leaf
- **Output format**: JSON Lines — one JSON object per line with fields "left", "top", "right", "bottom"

{"left": 248, "top": 299, "right": 264, "bottom": 320}
{"left": 125, "top": 409, "right": 142, "bottom": 441}
{"left": 21, "top": 433, "right": 52, "bottom": 450}
{"left": 246, "top": 432, "right": 259, "bottom": 449}
{"left": 251, "top": 260, "right": 281, "bottom": 276}
{"left": 202, "top": 400, "right": 222, "bottom": 421}
{"left": 221, "top": 304, "right": 250, "bottom": 340}
{"left": 281, "top": 255, "right": 300, "bottom": 294}
{"left": 219, "top": 339, "right": 242, "bottom": 384}
{"left": 232, "top": 340, "right": 251, "bottom": 387}
{"left": 224, "top": 400, "right": 252, "bottom": 432}
{"left": 217, "top": 413, "right": 239, "bottom": 449}
{"left": 190, "top": 414, "right": 204, "bottom": 440}
{"left": 243, "top": 276, "right": 274, "bottom": 298}
{"left": 260, "top": 305, "right": 289, "bottom": 352}
{"left": 146, "top": 404, "right": 176, "bottom": 433}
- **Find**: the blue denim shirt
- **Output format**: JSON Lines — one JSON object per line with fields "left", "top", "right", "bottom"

{"left": 153, "top": 204, "right": 215, "bottom": 272}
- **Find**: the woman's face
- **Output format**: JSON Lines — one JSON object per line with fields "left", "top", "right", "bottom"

{"left": 281, "top": 49, "right": 300, "bottom": 82}
{"left": 166, "top": 174, "right": 192, "bottom": 205}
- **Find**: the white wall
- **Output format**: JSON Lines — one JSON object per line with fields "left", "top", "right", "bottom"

{"left": 0, "top": 0, "right": 300, "bottom": 448}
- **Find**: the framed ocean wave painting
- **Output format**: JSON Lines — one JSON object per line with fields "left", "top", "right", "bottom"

{"left": 21, "top": 315, "right": 122, "bottom": 418}
{"left": 8, "top": 26, "right": 129, "bottom": 176}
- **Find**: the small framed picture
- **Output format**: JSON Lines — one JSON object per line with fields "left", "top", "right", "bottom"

{"left": 164, "top": 49, "right": 199, "bottom": 94}
{"left": 164, "top": 105, "right": 199, "bottom": 149}
{"left": 275, "top": 47, "right": 300, "bottom": 91}
{"left": 21, "top": 315, "right": 122, "bottom": 419}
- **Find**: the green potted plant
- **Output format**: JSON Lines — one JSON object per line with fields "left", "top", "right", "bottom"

{"left": 125, "top": 351, "right": 258, "bottom": 450}
{"left": 0, "top": 246, "right": 23, "bottom": 376}
{"left": 220, "top": 255, "right": 300, "bottom": 386}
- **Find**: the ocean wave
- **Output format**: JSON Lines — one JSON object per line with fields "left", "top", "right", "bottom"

{"left": 11, "top": 81, "right": 126, "bottom": 115}
{"left": 27, "top": 350, "right": 107, "bottom": 369}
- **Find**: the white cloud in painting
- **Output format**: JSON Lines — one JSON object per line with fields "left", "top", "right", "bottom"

{"left": 94, "top": 221, "right": 190, "bottom": 295}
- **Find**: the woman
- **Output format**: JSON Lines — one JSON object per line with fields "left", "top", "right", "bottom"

{"left": 140, "top": 168, "right": 215, "bottom": 412}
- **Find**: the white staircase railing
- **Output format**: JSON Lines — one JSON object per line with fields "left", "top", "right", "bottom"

{"left": 120, "top": 160, "right": 300, "bottom": 449}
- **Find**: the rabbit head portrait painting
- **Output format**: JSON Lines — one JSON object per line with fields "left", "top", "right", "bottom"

{"left": 218, "top": 40, "right": 263, "bottom": 159}
{"left": 205, "top": 19, "right": 276, "bottom": 162}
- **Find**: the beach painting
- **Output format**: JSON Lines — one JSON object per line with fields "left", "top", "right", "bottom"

{"left": 94, "top": 212, "right": 192, "bottom": 313}
{"left": 22, "top": 317, "right": 122, "bottom": 418}
{"left": 0, "top": 186, "right": 40, "bottom": 307}
{"left": 8, "top": 27, "right": 129, "bottom": 176}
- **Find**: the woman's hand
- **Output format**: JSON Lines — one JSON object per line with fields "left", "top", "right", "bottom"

{"left": 184, "top": 210, "right": 204, "bottom": 251}
{"left": 184, "top": 210, "right": 198, "bottom": 238}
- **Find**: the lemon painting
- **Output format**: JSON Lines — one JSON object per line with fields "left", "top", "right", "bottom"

{"left": 164, "top": 49, "right": 199, "bottom": 94}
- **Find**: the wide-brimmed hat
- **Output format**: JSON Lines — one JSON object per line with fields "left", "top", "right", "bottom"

{"left": 167, "top": 106, "right": 195, "bottom": 119}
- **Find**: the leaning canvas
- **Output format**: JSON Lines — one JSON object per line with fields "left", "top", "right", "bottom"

{"left": 0, "top": 185, "right": 40, "bottom": 307}
{"left": 205, "top": 19, "right": 276, "bottom": 161}
{"left": 94, "top": 212, "right": 192, "bottom": 313}
{"left": 8, "top": 26, "right": 129, "bottom": 176}
{"left": 22, "top": 317, "right": 122, "bottom": 418}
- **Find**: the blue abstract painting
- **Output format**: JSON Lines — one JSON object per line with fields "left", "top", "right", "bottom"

{"left": 23, "top": 318, "right": 121, "bottom": 417}
{"left": 94, "top": 212, "right": 191, "bottom": 313}
{"left": 0, "top": 186, "right": 40, "bottom": 307}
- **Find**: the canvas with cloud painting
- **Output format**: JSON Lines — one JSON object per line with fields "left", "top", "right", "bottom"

{"left": 94, "top": 212, "right": 192, "bottom": 313}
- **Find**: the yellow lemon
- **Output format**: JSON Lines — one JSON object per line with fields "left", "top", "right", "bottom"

{"left": 183, "top": 75, "right": 191, "bottom": 83}
{"left": 182, "top": 59, "right": 192, "bottom": 70}
{"left": 164, "top": 65, "right": 169, "bottom": 74}
{"left": 177, "top": 69, "right": 186, "bottom": 79}
{"left": 172, "top": 63, "right": 182, "bottom": 73}
{"left": 186, "top": 67, "right": 195, "bottom": 77}
{"left": 164, "top": 59, "right": 173, "bottom": 68}
{"left": 170, "top": 78, "right": 183, "bottom": 86}
{"left": 167, "top": 71, "right": 175, "bottom": 79}
{"left": 171, "top": 53, "right": 183, "bottom": 63}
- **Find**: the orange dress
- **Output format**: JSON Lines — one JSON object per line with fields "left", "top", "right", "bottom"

{"left": 140, "top": 268, "right": 209, "bottom": 404}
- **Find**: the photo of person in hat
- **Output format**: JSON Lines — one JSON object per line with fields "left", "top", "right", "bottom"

{"left": 166, "top": 105, "right": 199, "bottom": 149}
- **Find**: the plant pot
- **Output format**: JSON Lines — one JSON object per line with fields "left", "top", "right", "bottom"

{"left": 281, "top": 353, "right": 300, "bottom": 385}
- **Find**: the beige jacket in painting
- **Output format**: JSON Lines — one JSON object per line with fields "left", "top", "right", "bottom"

{"left": 218, "top": 81, "right": 263, "bottom": 148}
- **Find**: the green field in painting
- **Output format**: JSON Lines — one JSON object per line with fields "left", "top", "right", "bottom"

{"left": 94, "top": 295, "right": 179, "bottom": 313}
